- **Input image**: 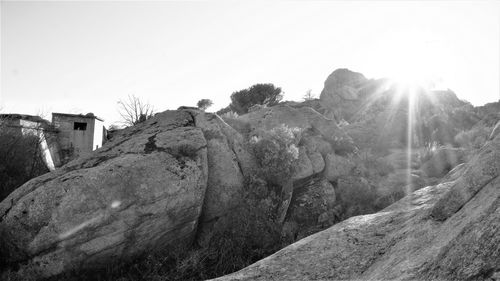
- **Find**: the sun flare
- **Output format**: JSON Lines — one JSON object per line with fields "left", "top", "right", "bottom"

{"left": 369, "top": 30, "right": 450, "bottom": 92}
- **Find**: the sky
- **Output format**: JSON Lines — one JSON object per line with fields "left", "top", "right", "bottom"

{"left": 1, "top": 0, "right": 499, "bottom": 126}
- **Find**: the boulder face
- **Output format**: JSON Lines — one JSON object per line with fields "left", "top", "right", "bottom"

{"left": 324, "top": 153, "right": 355, "bottom": 182}
{"left": 211, "top": 133, "right": 500, "bottom": 281}
{"left": 191, "top": 112, "right": 246, "bottom": 223}
{"left": 319, "top": 68, "right": 368, "bottom": 121}
{"left": 238, "top": 104, "right": 355, "bottom": 153}
{"left": 0, "top": 109, "right": 253, "bottom": 278}
{"left": 319, "top": 68, "right": 473, "bottom": 148}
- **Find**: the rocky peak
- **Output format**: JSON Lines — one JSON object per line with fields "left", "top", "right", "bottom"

{"left": 322, "top": 68, "right": 368, "bottom": 92}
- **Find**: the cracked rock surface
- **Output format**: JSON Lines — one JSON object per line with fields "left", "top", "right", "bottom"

{"left": 0, "top": 110, "right": 217, "bottom": 277}
{"left": 211, "top": 133, "right": 500, "bottom": 281}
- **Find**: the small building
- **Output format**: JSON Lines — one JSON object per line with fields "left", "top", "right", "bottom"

{"left": 52, "top": 113, "right": 106, "bottom": 162}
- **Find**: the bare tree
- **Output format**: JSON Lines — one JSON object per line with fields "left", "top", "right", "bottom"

{"left": 117, "top": 94, "right": 155, "bottom": 126}
{"left": 303, "top": 89, "right": 316, "bottom": 101}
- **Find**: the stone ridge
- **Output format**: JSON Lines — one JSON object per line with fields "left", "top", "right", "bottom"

{"left": 211, "top": 133, "right": 500, "bottom": 281}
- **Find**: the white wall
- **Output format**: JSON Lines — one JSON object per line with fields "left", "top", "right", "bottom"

{"left": 92, "top": 119, "right": 104, "bottom": 150}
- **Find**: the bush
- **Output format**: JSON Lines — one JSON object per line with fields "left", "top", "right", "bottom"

{"left": 229, "top": 83, "right": 283, "bottom": 115}
{"left": 250, "top": 125, "right": 301, "bottom": 185}
{"left": 0, "top": 129, "right": 49, "bottom": 201}
{"left": 454, "top": 125, "right": 492, "bottom": 150}
{"left": 196, "top": 99, "right": 213, "bottom": 111}
{"left": 219, "top": 112, "right": 251, "bottom": 136}
{"left": 416, "top": 141, "right": 440, "bottom": 166}
{"left": 336, "top": 176, "right": 377, "bottom": 219}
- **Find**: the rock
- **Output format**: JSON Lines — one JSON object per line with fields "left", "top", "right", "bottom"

{"left": 292, "top": 147, "right": 314, "bottom": 180}
{"left": 440, "top": 162, "right": 466, "bottom": 183}
{"left": 211, "top": 135, "right": 500, "bottom": 280}
{"left": 420, "top": 147, "right": 466, "bottom": 178}
{"left": 319, "top": 68, "right": 367, "bottom": 121}
{"left": 307, "top": 151, "right": 325, "bottom": 174}
{"left": 239, "top": 104, "right": 355, "bottom": 153}
{"left": 0, "top": 109, "right": 258, "bottom": 278}
{"left": 0, "top": 110, "right": 209, "bottom": 277}
{"left": 324, "top": 153, "right": 355, "bottom": 182}
{"left": 320, "top": 68, "right": 367, "bottom": 101}
{"left": 430, "top": 133, "right": 500, "bottom": 221}
{"left": 490, "top": 120, "right": 500, "bottom": 140}
{"left": 302, "top": 134, "right": 332, "bottom": 156}
{"left": 190, "top": 112, "right": 246, "bottom": 223}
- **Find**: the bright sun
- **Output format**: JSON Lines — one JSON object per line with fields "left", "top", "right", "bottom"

{"left": 368, "top": 30, "right": 450, "bottom": 91}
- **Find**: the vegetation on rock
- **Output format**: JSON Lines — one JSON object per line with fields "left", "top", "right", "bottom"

{"left": 228, "top": 83, "right": 283, "bottom": 115}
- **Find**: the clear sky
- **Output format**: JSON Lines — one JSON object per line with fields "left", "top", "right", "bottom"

{"left": 1, "top": 1, "right": 499, "bottom": 126}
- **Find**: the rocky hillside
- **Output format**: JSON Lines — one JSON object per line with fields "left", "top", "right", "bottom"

{"left": 1, "top": 68, "right": 498, "bottom": 280}
{"left": 0, "top": 105, "right": 360, "bottom": 278}
{"left": 212, "top": 122, "right": 500, "bottom": 281}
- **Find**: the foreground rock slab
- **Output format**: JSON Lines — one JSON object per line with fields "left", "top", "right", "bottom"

{"left": 0, "top": 110, "right": 211, "bottom": 277}
{"left": 212, "top": 134, "right": 500, "bottom": 281}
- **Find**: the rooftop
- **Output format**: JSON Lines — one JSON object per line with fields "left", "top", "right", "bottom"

{"left": 0, "top": 114, "right": 50, "bottom": 124}
{"left": 52, "top": 112, "right": 104, "bottom": 122}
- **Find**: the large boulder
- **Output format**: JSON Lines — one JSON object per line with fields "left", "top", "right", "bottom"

{"left": 0, "top": 109, "right": 258, "bottom": 278}
{"left": 0, "top": 110, "right": 209, "bottom": 277}
{"left": 292, "top": 147, "right": 314, "bottom": 181}
{"left": 307, "top": 151, "right": 325, "bottom": 174}
{"left": 190, "top": 112, "right": 247, "bottom": 223}
{"left": 211, "top": 132, "right": 500, "bottom": 281}
{"left": 319, "top": 68, "right": 367, "bottom": 121}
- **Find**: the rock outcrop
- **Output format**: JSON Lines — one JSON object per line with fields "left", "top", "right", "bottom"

{"left": 319, "top": 69, "right": 368, "bottom": 121}
{"left": 0, "top": 109, "right": 255, "bottom": 277}
{"left": 238, "top": 104, "right": 355, "bottom": 153}
{"left": 319, "top": 68, "right": 473, "bottom": 148}
{"left": 212, "top": 132, "right": 500, "bottom": 281}
{"left": 0, "top": 105, "right": 357, "bottom": 278}
{"left": 324, "top": 153, "right": 355, "bottom": 181}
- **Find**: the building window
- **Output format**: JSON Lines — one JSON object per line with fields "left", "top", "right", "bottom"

{"left": 74, "top": 122, "right": 87, "bottom": 130}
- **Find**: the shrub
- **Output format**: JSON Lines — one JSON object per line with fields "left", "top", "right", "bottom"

{"left": 250, "top": 125, "right": 301, "bottom": 185}
{"left": 416, "top": 141, "right": 440, "bottom": 166}
{"left": 0, "top": 129, "right": 49, "bottom": 201}
{"left": 454, "top": 125, "right": 492, "bottom": 150}
{"left": 196, "top": 99, "right": 213, "bottom": 111}
{"left": 219, "top": 111, "right": 251, "bottom": 136}
{"left": 229, "top": 83, "right": 283, "bottom": 115}
{"left": 336, "top": 176, "right": 377, "bottom": 219}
